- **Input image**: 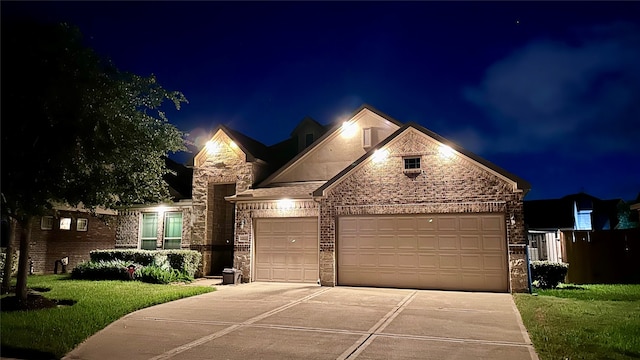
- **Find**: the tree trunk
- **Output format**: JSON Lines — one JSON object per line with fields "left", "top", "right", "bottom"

{"left": 1, "top": 217, "right": 17, "bottom": 294}
{"left": 15, "top": 216, "right": 33, "bottom": 302}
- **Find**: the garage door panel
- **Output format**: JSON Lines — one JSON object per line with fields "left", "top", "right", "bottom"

{"left": 460, "top": 235, "right": 481, "bottom": 250}
{"left": 338, "top": 214, "right": 508, "bottom": 292}
{"left": 418, "top": 254, "right": 438, "bottom": 268}
{"left": 397, "top": 217, "right": 416, "bottom": 231}
{"left": 437, "top": 217, "right": 457, "bottom": 231}
{"left": 358, "top": 253, "right": 379, "bottom": 267}
{"left": 483, "top": 235, "right": 504, "bottom": 251}
{"left": 483, "top": 255, "right": 506, "bottom": 270}
{"left": 255, "top": 218, "right": 318, "bottom": 283}
{"left": 397, "top": 235, "right": 417, "bottom": 249}
{"left": 459, "top": 217, "right": 480, "bottom": 231}
{"left": 378, "top": 253, "right": 397, "bottom": 267}
{"left": 378, "top": 235, "right": 396, "bottom": 249}
{"left": 461, "top": 254, "right": 482, "bottom": 270}
{"left": 272, "top": 253, "right": 287, "bottom": 265}
{"left": 417, "top": 217, "right": 437, "bottom": 231}
{"left": 358, "top": 235, "right": 377, "bottom": 249}
{"left": 482, "top": 216, "right": 503, "bottom": 231}
{"left": 438, "top": 235, "right": 459, "bottom": 250}
{"left": 439, "top": 254, "right": 460, "bottom": 268}
{"left": 358, "top": 218, "right": 377, "bottom": 232}
{"left": 398, "top": 253, "right": 418, "bottom": 267}
{"left": 418, "top": 235, "right": 437, "bottom": 250}
{"left": 377, "top": 218, "right": 396, "bottom": 232}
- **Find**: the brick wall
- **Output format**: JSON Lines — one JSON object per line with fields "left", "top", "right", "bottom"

{"left": 319, "top": 129, "right": 528, "bottom": 291}
{"left": 191, "top": 131, "right": 267, "bottom": 275}
{"left": 13, "top": 211, "right": 118, "bottom": 274}
{"left": 115, "top": 205, "right": 193, "bottom": 250}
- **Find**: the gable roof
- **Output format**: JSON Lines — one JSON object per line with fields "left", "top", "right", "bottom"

{"left": 192, "top": 124, "right": 270, "bottom": 167}
{"left": 289, "top": 116, "right": 325, "bottom": 137}
{"left": 221, "top": 125, "right": 270, "bottom": 162}
{"left": 313, "top": 122, "right": 531, "bottom": 197}
{"left": 258, "top": 104, "right": 404, "bottom": 187}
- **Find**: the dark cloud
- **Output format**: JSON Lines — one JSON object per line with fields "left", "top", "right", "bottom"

{"left": 462, "top": 22, "right": 640, "bottom": 156}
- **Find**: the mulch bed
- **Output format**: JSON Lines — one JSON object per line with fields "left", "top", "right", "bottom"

{"left": 1, "top": 287, "right": 74, "bottom": 312}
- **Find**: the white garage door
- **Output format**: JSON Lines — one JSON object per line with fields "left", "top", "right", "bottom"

{"left": 254, "top": 217, "right": 319, "bottom": 283}
{"left": 338, "top": 214, "right": 508, "bottom": 292}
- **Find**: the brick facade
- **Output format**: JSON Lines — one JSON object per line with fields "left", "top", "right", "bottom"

{"left": 115, "top": 204, "right": 193, "bottom": 249}
{"left": 190, "top": 109, "right": 530, "bottom": 292}
{"left": 11, "top": 211, "right": 117, "bottom": 274}
{"left": 191, "top": 130, "right": 268, "bottom": 275}
{"left": 210, "top": 127, "right": 529, "bottom": 291}
{"left": 316, "top": 129, "right": 527, "bottom": 291}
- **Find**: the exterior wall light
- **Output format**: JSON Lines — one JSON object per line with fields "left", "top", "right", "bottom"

{"left": 229, "top": 141, "right": 238, "bottom": 149}
{"left": 372, "top": 148, "right": 389, "bottom": 164}
{"left": 277, "top": 199, "right": 295, "bottom": 210}
{"left": 341, "top": 121, "right": 358, "bottom": 138}
{"left": 205, "top": 140, "right": 220, "bottom": 155}
{"left": 438, "top": 144, "right": 455, "bottom": 159}
{"left": 156, "top": 205, "right": 167, "bottom": 215}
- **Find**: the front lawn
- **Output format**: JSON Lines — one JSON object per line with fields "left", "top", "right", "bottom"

{"left": 1, "top": 275, "right": 214, "bottom": 359}
{"left": 514, "top": 284, "right": 640, "bottom": 360}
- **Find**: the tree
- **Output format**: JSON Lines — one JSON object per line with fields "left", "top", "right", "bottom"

{"left": 1, "top": 20, "right": 187, "bottom": 302}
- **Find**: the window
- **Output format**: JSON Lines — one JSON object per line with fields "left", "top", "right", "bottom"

{"left": 141, "top": 213, "right": 158, "bottom": 250}
{"left": 59, "top": 217, "right": 72, "bottom": 230}
{"left": 403, "top": 157, "right": 421, "bottom": 170}
{"left": 41, "top": 216, "right": 54, "bottom": 230}
{"left": 305, "top": 133, "right": 314, "bottom": 147}
{"left": 77, "top": 218, "right": 88, "bottom": 232}
{"left": 163, "top": 212, "right": 182, "bottom": 249}
{"left": 363, "top": 128, "right": 372, "bottom": 148}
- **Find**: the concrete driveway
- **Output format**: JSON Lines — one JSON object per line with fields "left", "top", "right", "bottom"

{"left": 64, "top": 283, "right": 538, "bottom": 360}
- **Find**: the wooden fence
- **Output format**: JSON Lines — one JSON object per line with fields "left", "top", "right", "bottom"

{"left": 563, "top": 229, "right": 640, "bottom": 284}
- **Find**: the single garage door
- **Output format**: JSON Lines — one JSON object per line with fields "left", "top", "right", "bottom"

{"left": 338, "top": 214, "right": 508, "bottom": 292}
{"left": 254, "top": 217, "right": 318, "bottom": 283}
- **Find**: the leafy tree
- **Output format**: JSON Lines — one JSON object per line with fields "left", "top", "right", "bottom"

{"left": 1, "top": 20, "right": 187, "bottom": 302}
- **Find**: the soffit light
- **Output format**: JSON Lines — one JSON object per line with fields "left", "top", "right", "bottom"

{"left": 277, "top": 199, "right": 295, "bottom": 210}
{"left": 205, "top": 140, "right": 220, "bottom": 155}
{"left": 372, "top": 148, "right": 389, "bottom": 163}
{"left": 341, "top": 121, "right": 358, "bottom": 138}
{"left": 438, "top": 144, "right": 455, "bottom": 159}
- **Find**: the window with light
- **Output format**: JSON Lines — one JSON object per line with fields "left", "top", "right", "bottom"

{"left": 164, "top": 212, "right": 183, "bottom": 249}
{"left": 141, "top": 213, "right": 158, "bottom": 250}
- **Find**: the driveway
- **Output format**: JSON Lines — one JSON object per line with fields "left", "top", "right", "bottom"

{"left": 64, "top": 283, "right": 538, "bottom": 360}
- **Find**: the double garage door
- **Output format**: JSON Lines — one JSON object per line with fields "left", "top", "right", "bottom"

{"left": 338, "top": 214, "right": 508, "bottom": 292}
{"left": 254, "top": 214, "right": 508, "bottom": 292}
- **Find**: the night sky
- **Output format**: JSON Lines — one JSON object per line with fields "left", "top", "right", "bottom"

{"left": 3, "top": 1, "right": 639, "bottom": 201}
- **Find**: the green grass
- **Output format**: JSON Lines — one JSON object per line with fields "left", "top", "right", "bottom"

{"left": 1, "top": 275, "right": 214, "bottom": 359}
{"left": 514, "top": 284, "right": 640, "bottom": 360}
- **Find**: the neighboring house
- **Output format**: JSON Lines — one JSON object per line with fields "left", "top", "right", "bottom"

{"left": 5, "top": 205, "right": 118, "bottom": 274}
{"left": 524, "top": 192, "right": 623, "bottom": 262}
{"left": 525, "top": 193, "right": 640, "bottom": 284}
{"left": 169, "top": 104, "right": 530, "bottom": 292}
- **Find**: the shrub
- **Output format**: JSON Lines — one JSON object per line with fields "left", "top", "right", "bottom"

{"left": 89, "top": 249, "right": 169, "bottom": 269}
{"left": 89, "top": 249, "right": 201, "bottom": 276}
{"left": 166, "top": 250, "right": 202, "bottom": 277}
{"left": 135, "top": 266, "right": 192, "bottom": 284}
{"left": 0, "top": 248, "right": 19, "bottom": 281}
{"left": 71, "top": 260, "right": 133, "bottom": 281}
{"left": 530, "top": 261, "right": 569, "bottom": 289}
